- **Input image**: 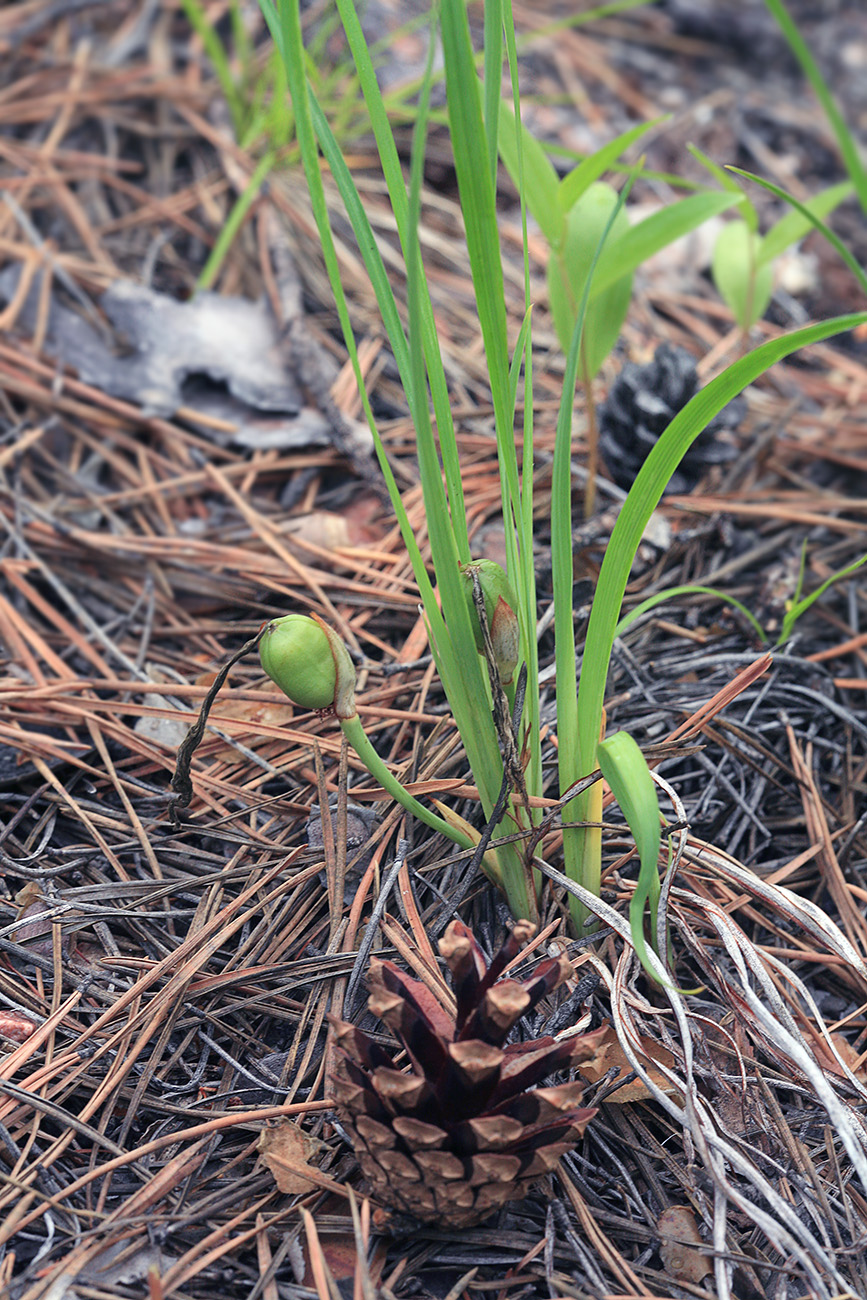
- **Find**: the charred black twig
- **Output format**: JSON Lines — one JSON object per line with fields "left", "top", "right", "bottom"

{"left": 170, "top": 633, "right": 261, "bottom": 822}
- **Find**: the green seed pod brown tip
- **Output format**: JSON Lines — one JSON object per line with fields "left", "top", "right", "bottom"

{"left": 459, "top": 559, "right": 520, "bottom": 685}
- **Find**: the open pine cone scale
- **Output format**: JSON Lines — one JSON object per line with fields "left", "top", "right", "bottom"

{"left": 330, "top": 920, "right": 605, "bottom": 1226}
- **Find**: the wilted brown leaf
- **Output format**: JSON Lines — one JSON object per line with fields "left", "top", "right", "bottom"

{"left": 284, "top": 497, "right": 382, "bottom": 552}
{"left": 810, "top": 1031, "right": 867, "bottom": 1082}
{"left": 257, "top": 1121, "right": 329, "bottom": 1195}
{"left": 298, "top": 1196, "right": 387, "bottom": 1288}
{"left": 657, "top": 1205, "right": 712, "bottom": 1283}
{"left": 12, "top": 882, "right": 68, "bottom": 957}
{"left": 578, "top": 1023, "right": 680, "bottom": 1103}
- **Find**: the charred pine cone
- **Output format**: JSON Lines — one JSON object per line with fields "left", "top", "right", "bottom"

{"left": 330, "top": 920, "right": 604, "bottom": 1227}
{"left": 598, "top": 342, "right": 744, "bottom": 493}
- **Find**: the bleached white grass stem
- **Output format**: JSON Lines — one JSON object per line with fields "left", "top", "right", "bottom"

{"left": 534, "top": 855, "right": 863, "bottom": 1300}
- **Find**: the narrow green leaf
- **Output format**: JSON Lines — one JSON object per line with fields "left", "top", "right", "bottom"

{"left": 483, "top": 0, "right": 504, "bottom": 188}
{"left": 558, "top": 118, "right": 664, "bottom": 215}
{"left": 597, "top": 731, "right": 662, "bottom": 982}
{"left": 615, "top": 585, "right": 767, "bottom": 644}
{"left": 181, "top": 0, "right": 246, "bottom": 137}
{"left": 324, "top": 0, "right": 471, "bottom": 559}
{"left": 567, "top": 310, "right": 867, "bottom": 903}
{"left": 260, "top": 0, "right": 441, "bottom": 651}
{"left": 728, "top": 168, "right": 867, "bottom": 299}
{"left": 503, "top": 0, "right": 543, "bottom": 830}
{"left": 441, "top": 0, "right": 511, "bottom": 426}
{"left": 591, "top": 191, "right": 743, "bottom": 296}
{"left": 497, "top": 101, "right": 562, "bottom": 245}
{"left": 764, "top": 0, "right": 867, "bottom": 214}
{"left": 687, "top": 142, "right": 756, "bottom": 230}
{"left": 197, "top": 151, "right": 276, "bottom": 291}
{"left": 759, "top": 180, "right": 853, "bottom": 265}
{"left": 550, "top": 176, "right": 635, "bottom": 927}
{"left": 779, "top": 551, "right": 867, "bottom": 646}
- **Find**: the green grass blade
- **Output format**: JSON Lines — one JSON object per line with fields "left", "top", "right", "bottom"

{"left": 778, "top": 552, "right": 867, "bottom": 646}
{"left": 483, "top": 0, "right": 503, "bottom": 188}
{"left": 260, "top": 0, "right": 437, "bottom": 624}
{"left": 758, "top": 180, "right": 853, "bottom": 265}
{"left": 569, "top": 311, "right": 867, "bottom": 881}
{"left": 436, "top": 0, "right": 539, "bottom": 919}
{"left": 503, "top": 0, "right": 542, "bottom": 823}
{"left": 514, "top": 0, "right": 656, "bottom": 47}
{"left": 197, "top": 151, "right": 276, "bottom": 291}
{"left": 265, "top": 0, "right": 522, "bottom": 907}
{"left": 312, "top": 0, "right": 471, "bottom": 560}
{"left": 763, "top": 0, "right": 867, "bottom": 214}
{"left": 615, "top": 585, "right": 767, "bottom": 643}
{"left": 440, "top": 0, "right": 511, "bottom": 428}
{"left": 597, "top": 731, "right": 662, "bottom": 982}
{"left": 181, "top": 0, "right": 246, "bottom": 137}
{"left": 558, "top": 119, "right": 665, "bottom": 214}
{"left": 497, "top": 101, "right": 562, "bottom": 245}
{"left": 551, "top": 176, "right": 635, "bottom": 925}
{"left": 728, "top": 168, "right": 867, "bottom": 299}
{"left": 591, "top": 191, "right": 744, "bottom": 296}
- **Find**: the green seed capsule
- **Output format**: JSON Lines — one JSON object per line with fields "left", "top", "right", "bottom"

{"left": 259, "top": 614, "right": 357, "bottom": 717}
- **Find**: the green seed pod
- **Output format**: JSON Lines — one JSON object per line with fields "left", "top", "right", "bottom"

{"left": 460, "top": 559, "right": 520, "bottom": 685}
{"left": 259, "top": 614, "right": 357, "bottom": 718}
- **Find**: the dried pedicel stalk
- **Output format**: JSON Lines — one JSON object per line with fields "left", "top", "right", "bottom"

{"left": 330, "top": 920, "right": 604, "bottom": 1227}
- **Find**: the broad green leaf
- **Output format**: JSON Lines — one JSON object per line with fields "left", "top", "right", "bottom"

{"left": 597, "top": 731, "right": 662, "bottom": 982}
{"left": 591, "top": 190, "right": 743, "bottom": 297}
{"left": 548, "top": 181, "right": 632, "bottom": 379}
{"left": 498, "top": 100, "right": 561, "bottom": 245}
{"left": 557, "top": 118, "right": 663, "bottom": 215}
{"left": 759, "top": 180, "right": 853, "bottom": 265}
{"left": 712, "top": 222, "right": 774, "bottom": 329}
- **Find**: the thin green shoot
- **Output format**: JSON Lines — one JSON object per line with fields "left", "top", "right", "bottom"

{"left": 197, "top": 150, "right": 277, "bottom": 291}
{"left": 614, "top": 585, "right": 766, "bottom": 644}
{"left": 596, "top": 731, "right": 662, "bottom": 983}
{"left": 763, "top": 0, "right": 867, "bottom": 214}
{"left": 180, "top": 0, "right": 247, "bottom": 139}
{"left": 779, "top": 549, "right": 867, "bottom": 647}
{"left": 727, "top": 168, "right": 867, "bottom": 300}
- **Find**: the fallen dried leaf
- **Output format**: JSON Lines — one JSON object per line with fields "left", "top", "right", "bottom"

{"left": 577, "top": 1023, "right": 679, "bottom": 1103}
{"left": 284, "top": 501, "right": 382, "bottom": 552}
{"left": 258, "top": 1121, "right": 328, "bottom": 1195}
{"left": 657, "top": 1205, "right": 712, "bottom": 1283}
{"left": 811, "top": 1030, "right": 867, "bottom": 1082}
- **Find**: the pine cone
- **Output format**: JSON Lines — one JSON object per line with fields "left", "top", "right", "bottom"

{"left": 598, "top": 342, "right": 744, "bottom": 493}
{"left": 330, "top": 920, "right": 604, "bottom": 1227}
